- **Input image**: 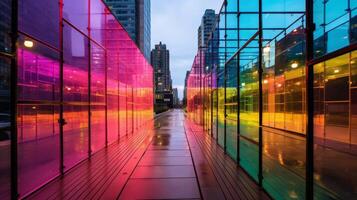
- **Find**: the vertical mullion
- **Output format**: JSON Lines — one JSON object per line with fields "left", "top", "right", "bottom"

{"left": 88, "top": 0, "right": 92, "bottom": 157}
{"left": 223, "top": 1, "right": 227, "bottom": 153}
{"left": 118, "top": 56, "right": 121, "bottom": 140}
{"left": 258, "top": 0, "right": 263, "bottom": 187}
{"left": 236, "top": 0, "right": 240, "bottom": 163}
{"left": 237, "top": 56, "right": 240, "bottom": 162}
{"left": 306, "top": 0, "right": 315, "bottom": 198}
{"left": 104, "top": 9, "right": 108, "bottom": 147}
{"left": 10, "top": 0, "right": 19, "bottom": 198}
{"left": 104, "top": 8, "right": 109, "bottom": 147}
{"left": 131, "top": 86, "right": 134, "bottom": 134}
{"left": 59, "top": 0, "right": 65, "bottom": 176}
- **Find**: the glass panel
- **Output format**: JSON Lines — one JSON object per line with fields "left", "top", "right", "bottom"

{"left": 261, "top": 15, "right": 306, "bottom": 199}
{"left": 313, "top": 0, "right": 353, "bottom": 58}
{"left": 90, "top": 42, "right": 106, "bottom": 152}
{"left": 324, "top": 54, "right": 349, "bottom": 143}
{"left": 314, "top": 51, "right": 357, "bottom": 199}
{"left": 239, "top": 1, "right": 258, "bottom": 12}
{"left": 239, "top": 37, "right": 259, "bottom": 181}
{"left": 0, "top": 0, "right": 12, "bottom": 54}
{"left": 19, "top": 0, "right": 59, "bottom": 48}
{"left": 217, "top": 72, "right": 225, "bottom": 148}
{"left": 0, "top": 3, "right": 11, "bottom": 199}
{"left": 0, "top": 56, "right": 11, "bottom": 200}
{"left": 63, "top": 0, "right": 89, "bottom": 35}
{"left": 212, "top": 90, "right": 218, "bottom": 139}
{"left": 262, "top": 0, "right": 305, "bottom": 12}
{"left": 225, "top": 56, "right": 238, "bottom": 159}
{"left": 226, "top": 0, "right": 237, "bottom": 12}
{"left": 17, "top": 35, "right": 60, "bottom": 196}
{"left": 63, "top": 23, "right": 89, "bottom": 169}
{"left": 90, "top": 0, "right": 106, "bottom": 45}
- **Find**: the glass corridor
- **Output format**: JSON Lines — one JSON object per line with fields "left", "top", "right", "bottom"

{"left": 186, "top": 0, "right": 357, "bottom": 199}
{"left": 0, "top": 0, "right": 153, "bottom": 199}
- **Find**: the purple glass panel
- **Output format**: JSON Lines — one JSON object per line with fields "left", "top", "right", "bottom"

{"left": 63, "top": 0, "right": 89, "bottom": 35}
{"left": 91, "top": 42, "right": 106, "bottom": 152}
{"left": 17, "top": 35, "right": 60, "bottom": 102}
{"left": 17, "top": 43, "right": 60, "bottom": 196}
{"left": 63, "top": 23, "right": 89, "bottom": 169}
{"left": 90, "top": 0, "right": 106, "bottom": 45}
{"left": 18, "top": 0, "right": 59, "bottom": 48}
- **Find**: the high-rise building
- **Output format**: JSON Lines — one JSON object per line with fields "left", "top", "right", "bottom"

{"left": 104, "top": 0, "right": 151, "bottom": 61}
{"left": 151, "top": 42, "right": 171, "bottom": 92}
{"left": 197, "top": 25, "right": 202, "bottom": 48}
{"left": 151, "top": 42, "right": 173, "bottom": 113}
{"left": 198, "top": 9, "right": 216, "bottom": 48}
{"left": 172, "top": 88, "right": 179, "bottom": 106}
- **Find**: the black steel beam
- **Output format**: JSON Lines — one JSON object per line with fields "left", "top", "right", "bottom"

{"left": 305, "top": 0, "right": 314, "bottom": 198}
{"left": 10, "top": 0, "right": 19, "bottom": 198}
{"left": 258, "top": 0, "right": 264, "bottom": 187}
{"left": 59, "top": 0, "right": 65, "bottom": 176}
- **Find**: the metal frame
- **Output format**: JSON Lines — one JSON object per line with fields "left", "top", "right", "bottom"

{"left": 305, "top": 0, "right": 314, "bottom": 198}
{"left": 58, "top": 0, "right": 65, "bottom": 177}
{"left": 88, "top": 0, "right": 92, "bottom": 156}
{"left": 10, "top": 0, "right": 19, "bottom": 198}
{"left": 258, "top": 0, "right": 263, "bottom": 186}
{"left": 223, "top": 0, "right": 228, "bottom": 153}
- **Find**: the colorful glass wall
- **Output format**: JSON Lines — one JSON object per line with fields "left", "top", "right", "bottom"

{"left": 186, "top": 0, "right": 357, "bottom": 199}
{"left": 14, "top": 0, "right": 153, "bottom": 198}
{"left": 187, "top": 51, "right": 204, "bottom": 125}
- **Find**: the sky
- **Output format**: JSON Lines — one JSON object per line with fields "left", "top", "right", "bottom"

{"left": 151, "top": 0, "right": 222, "bottom": 100}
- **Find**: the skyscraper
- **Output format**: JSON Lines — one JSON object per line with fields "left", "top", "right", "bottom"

{"left": 198, "top": 9, "right": 216, "bottom": 48}
{"left": 104, "top": 0, "right": 151, "bottom": 61}
{"left": 151, "top": 42, "right": 171, "bottom": 92}
{"left": 172, "top": 88, "right": 179, "bottom": 106}
{"left": 151, "top": 42, "right": 173, "bottom": 113}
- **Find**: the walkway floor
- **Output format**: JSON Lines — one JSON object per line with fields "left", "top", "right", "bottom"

{"left": 27, "top": 110, "right": 269, "bottom": 200}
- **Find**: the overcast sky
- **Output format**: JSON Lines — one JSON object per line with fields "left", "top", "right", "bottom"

{"left": 151, "top": 0, "right": 222, "bottom": 100}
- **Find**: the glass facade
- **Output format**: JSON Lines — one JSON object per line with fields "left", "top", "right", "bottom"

{"left": 186, "top": 0, "right": 357, "bottom": 199}
{"left": 104, "top": 0, "right": 151, "bottom": 61}
{"left": 1, "top": 0, "right": 154, "bottom": 199}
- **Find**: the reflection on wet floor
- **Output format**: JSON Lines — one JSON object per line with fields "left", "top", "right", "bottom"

{"left": 119, "top": 110, "right": 200, "bottom": 199}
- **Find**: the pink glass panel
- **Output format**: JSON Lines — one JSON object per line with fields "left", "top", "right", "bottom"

{"left": 17, "top": 41, "right": 60, "bottom": 196}
{"left": 90, "top": 42, "right": 106, "bottom": 152}
{"left": 63, "top": 23, "right": 89, "bottom": 169}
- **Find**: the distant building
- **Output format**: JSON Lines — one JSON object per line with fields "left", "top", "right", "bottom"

{"left": 104, "top": 0, "right": 151, "bottom": 61}
{"left": 172, "top": 88, "right": 179, "bottom": 106}
{"left": 151, "top": 42, "right": 173, "bottom": 113}
{"left": 151, "top": 42, "right": 172, "bottom": 92}
{"left": 183, "top": 70, "right": 190, "bottom": 107}
{"left": 198, "top": 9, "right": 216, "bottom": 48}
{"left": 198, "top": 25, "right": 202, "bottom": 48}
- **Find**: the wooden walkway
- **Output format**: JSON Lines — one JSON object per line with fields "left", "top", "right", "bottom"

{"left": 26, "top": 110, "right": 269, "bottom": 200}
{"left": 185, "top": 121, "right": 270, "bottom": 200}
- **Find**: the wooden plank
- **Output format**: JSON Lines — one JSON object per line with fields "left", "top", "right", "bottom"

{"left": 185, "top": 122, "right": 270, "bottom": 200}
{"left": 26, "top": 127, "right": 150, "bottom": 200}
